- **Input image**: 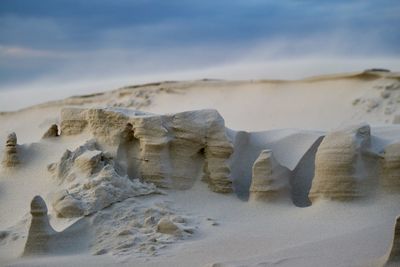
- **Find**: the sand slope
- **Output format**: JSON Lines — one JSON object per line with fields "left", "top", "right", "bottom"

{"left": 1, "top": 70, "right": 400, "bottom": 267}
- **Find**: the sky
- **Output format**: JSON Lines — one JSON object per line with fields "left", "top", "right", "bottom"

{"left": 1, "top": 0, "right": 400, "bottom": 110}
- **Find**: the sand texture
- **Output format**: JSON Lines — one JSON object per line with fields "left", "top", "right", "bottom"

{"left": 249, "top": 150, "right": 291, "bottom": 202}
{"left": 1, "top": 70, "right": 400, "bottom": 267}
{"left": 2, "top": 132, "right": 19, "bottom": 168}
{"left": 381, "top": 142, "right": 400, "bottom": 192}
{"left": 59, "top": 107, "right": 233, "bottom": 192}
{"left": 308, "top": 123, "right": 374, "bottom": 201}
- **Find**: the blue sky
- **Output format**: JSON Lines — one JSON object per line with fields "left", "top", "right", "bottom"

{"left": 1, "top": 0, "right": 400, "bottom": 109}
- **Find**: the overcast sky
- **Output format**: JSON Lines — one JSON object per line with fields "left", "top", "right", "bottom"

{"left": 1, "top": 0, "right": 400, "bottom": 109}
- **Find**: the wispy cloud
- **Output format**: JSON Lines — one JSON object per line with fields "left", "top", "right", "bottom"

{"left": 0, "top": 45, "right": 68, "bottom": 58}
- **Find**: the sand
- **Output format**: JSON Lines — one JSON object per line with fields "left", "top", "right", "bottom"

{"left": 0, "top": 70, "right": 400, "bottom": 267}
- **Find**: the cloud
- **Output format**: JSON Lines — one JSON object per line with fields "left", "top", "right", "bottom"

{"left": 0, "top": 45, "right": 68, "bottom": 59}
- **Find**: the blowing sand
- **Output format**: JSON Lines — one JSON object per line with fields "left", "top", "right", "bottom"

{"left": 0, "top": 70, "right": 400, "bottom": 267}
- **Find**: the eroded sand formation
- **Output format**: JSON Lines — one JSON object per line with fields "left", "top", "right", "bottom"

{"left": 2, "top": 132, "right": 19, "bottom": 168}
{"left": 249, "top": 150, "right": 291, "bottom": 201}
{"left": 42, "top": 124, "right": 59, "bottom": 139}
{"left": 21, "top": 195, "right": 196, "bottom": 257}
{"left": 381, "top": 142, "right": 400, "bottom": 192}
{"left": 0, "top": 78, "right": 400, "bottom": 266}
{"left": 52, "top": 107, "right": 399, "bottom": 208}
{"left": 23, "top": 196, "right": 55, "bottom": 256}
{"left": 48, "top": 140, "right": 160, "bottom": 217}
{"left": 59, "top": 107, "right": 233, "bottom": 193}
{"left": 308, "top": 124, "right": 375, "bottom": 201}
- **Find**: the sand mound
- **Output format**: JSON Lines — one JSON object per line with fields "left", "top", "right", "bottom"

{"left": 48, "top": 140, "right": 160, "bottom": 217}
{"left": 19, "top": 195, "right": 197, "bottom": 258}
{"left": 89, "top": 198, "right": 196, "bottom": 257}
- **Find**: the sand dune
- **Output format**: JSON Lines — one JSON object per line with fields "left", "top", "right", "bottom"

{"left": 1, "top": 70, "right": 400, "bottom": 267}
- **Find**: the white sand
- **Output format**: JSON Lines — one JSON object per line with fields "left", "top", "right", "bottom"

{"left": 1, "top": 70, "right": 400, "bottom": 267}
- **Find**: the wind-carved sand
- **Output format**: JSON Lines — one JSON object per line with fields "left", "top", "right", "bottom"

{"left": 21, "top": 195, "right": 195, "bottom": 257}
{"left": 59, "top": 107, "right": 233, "bottom": 192}
{"left": 308, "top": 123, "right": 377, "bottom": 201}
{"left": 23, "top": 196, "right": 55, "bottom": 256}
{"left": 1, "top": 70, "right": 400, "bottom": 267}
{"left": 42, "top": 124, "right": 59, "bottom": 139}
{"left": 47, "top": 139, "right": 160, "bottom": 217}
{"left": 381, "top": 142, "right": 400, "bottom": 192}
{"left": 2, "top": 132, "right": 19, "bottom": 168}
{"left": 249, "top": 150, "right": 291, "bottom": 202}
